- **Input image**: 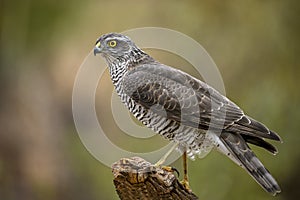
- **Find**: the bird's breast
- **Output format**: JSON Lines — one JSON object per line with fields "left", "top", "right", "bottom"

{"left": 114, "top": 83, "right": 215, "bottom": 159}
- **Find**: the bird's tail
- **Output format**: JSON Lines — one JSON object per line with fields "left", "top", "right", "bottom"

{"left": 220, "top": 131, "right": 281, "bottom": 195}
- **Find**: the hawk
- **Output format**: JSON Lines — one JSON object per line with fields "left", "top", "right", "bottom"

{"left": 93, "top": 33, "right": 281, "bottom": 195}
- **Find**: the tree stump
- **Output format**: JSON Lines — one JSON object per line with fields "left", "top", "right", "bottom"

{"left": 112, "top": 157, "right": 199, "bottom": 200}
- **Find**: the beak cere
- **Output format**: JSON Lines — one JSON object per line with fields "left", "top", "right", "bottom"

{"left": 94, "top": 41, "right": 101, "bottom": 56}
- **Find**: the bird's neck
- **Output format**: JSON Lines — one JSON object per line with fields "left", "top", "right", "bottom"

{"left": 108, "top": 49, "right": 155, "bottom": 84}
{"left": 122, "top": 49, "right": 155, "bottom": 69}
{"left": 129, "top": 49, "right": 155, "bottom": 68}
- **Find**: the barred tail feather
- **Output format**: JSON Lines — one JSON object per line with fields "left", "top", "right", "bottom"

{"left": 220, "top": 132, "right": 281, "bottom": 195}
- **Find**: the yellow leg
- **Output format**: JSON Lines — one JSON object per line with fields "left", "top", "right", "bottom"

{"left": 180, "top": 151, "right": 191, "bottom": 191}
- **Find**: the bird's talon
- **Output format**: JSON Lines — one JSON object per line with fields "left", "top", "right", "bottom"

{"left": 180, "top": 179, "right": 191, "bottom": 192}
{"left": 161, "top": 166, "right": 180, "bottom": 177}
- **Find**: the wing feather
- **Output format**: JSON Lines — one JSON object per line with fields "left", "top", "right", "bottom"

{"left": 123, "top": 63, "right": 281, "bottom": 142}
{"left": 123, "top": 64, "right": 241, "bottom": 129}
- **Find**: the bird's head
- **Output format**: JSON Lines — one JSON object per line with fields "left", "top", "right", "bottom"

{"left": 93, "top": 33, "right": 138, "bottom": 59}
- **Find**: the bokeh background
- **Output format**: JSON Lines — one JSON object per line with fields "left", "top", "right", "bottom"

{"left": 1, "top": 0, "right": 299, "bottom": 199}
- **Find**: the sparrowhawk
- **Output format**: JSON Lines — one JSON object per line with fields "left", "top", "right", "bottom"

{"left": 93, "top": 33, "right": 281, "bottom": 195}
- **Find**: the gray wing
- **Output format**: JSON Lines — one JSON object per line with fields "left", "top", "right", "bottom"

{"left": 122, "top": 63, "right": 282, "bottom": 195}
{"left": 123, "top": 63, "right": 281, "bottom": 143}
{"left": 123, "top": 63, "right": 240, "bottom": 129}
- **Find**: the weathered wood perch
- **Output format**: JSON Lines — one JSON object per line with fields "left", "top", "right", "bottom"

{"left": 112, "top": 157, "right": 199, "bottom": 200}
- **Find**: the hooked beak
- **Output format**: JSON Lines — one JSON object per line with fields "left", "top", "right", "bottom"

{"left": 93, "top": 46, "right": 102, "bottom": 56}
{"left": 93, "top": 41, "right": 102, "bottom": 56}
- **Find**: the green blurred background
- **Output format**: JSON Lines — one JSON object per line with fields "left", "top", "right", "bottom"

{"left": 1, "top": 0, "right": 299, "bottom": 199}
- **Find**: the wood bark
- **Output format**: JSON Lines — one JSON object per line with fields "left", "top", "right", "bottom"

{"left": 112, "top": 157, "right": 199, "bottom": 200}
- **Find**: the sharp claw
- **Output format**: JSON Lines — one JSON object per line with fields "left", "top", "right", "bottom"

{"left": 161, "top": 166, "right": 180, "bottom": 177}
{"left": 171, "top": 167, "right": 180, "bottom": 177}
{"left": 180, "top": 179, "right": 191, "bottom": 192}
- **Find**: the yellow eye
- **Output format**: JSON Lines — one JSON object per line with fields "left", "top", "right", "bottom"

{"left": 108, "top": 40, "right": 117, "bottom": 47}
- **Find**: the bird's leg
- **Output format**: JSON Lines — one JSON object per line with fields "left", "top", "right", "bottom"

{"left": 154, "top": 143, "right": 180, "bottom": 175}
{"left": 180, "top": 150, "right": 191, "bottom": 191}
{"left": 154, "top": 143, "right": 178, "bottom": 167}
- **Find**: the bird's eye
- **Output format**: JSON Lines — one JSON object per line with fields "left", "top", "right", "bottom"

{"left": 108, "top": 40, "right": 117, "bottom": 47}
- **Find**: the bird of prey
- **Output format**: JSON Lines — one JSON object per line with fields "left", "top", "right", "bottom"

{"left": 93, "top": 33, "right": 282, "bottom": 195}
